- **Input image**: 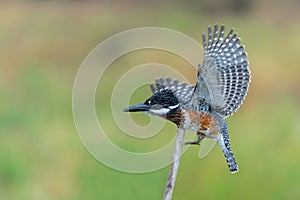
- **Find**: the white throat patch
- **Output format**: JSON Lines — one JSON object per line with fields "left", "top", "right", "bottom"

{"left": 149, "top": 104, "right": 179, "bottom": 116}
{"left": 169, "top": 104, "right": 179, "bottom": 109}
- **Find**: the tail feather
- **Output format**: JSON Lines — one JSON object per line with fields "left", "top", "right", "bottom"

{"left": 223, "top": 149, "right": 239, "bottom": 174}
{"left": 218, "top": 123, "right": 239, "bottom": 174}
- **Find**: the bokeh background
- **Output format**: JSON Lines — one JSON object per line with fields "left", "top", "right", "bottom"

{"left": 1, "top": 0, "right": 300, "bottom": 199}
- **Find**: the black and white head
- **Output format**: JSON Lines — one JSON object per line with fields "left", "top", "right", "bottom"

{"left": 123, "top": 89, "right": 180, "bottom": 117}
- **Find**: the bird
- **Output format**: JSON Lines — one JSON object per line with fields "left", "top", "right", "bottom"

{"left": 123, "top": 24, "right": 251, "bottom": 174}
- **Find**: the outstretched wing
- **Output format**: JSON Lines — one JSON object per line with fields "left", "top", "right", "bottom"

{"left": 150, "top": 77, "right": 194, "bottom": 105}
{"left": 189, "top": 24, "right": 250, "bottom": 117}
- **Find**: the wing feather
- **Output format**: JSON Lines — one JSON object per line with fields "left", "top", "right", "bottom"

{"left": 189, "top": 24, "right": 251, "bottom": 117}
{"left": 150, "top": 77, "right": 194, "bottom": 105}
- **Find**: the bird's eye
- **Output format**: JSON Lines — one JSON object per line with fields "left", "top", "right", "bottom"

{"left": 146, "top": 100, "right": 151, "bottom": 105}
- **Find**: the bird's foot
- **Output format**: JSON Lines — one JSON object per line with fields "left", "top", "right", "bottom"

{"left": 185, "top": 141, "right": 200, "bottom": 146}
{"left": 184, "top": 134, "right": 204, "bottom": 146}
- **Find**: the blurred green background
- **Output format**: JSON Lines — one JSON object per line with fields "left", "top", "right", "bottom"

{"left": 1, "top": 0, "right": 300, "bottom": 199}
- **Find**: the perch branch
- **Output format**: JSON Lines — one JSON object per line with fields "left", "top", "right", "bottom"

{"left": 162, "top": 127, "right": 186, "bottom": 200}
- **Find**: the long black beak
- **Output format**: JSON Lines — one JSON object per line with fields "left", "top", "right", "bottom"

{"left": 123, "top": 103, "right": 150, "bottom": 112}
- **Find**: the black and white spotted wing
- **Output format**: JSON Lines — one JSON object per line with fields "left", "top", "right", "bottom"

{"left": 189, "top": 24, "right": 251, "bottom": 117}
{"left": 150, "top": 77, "right": 194, "bottom": 105}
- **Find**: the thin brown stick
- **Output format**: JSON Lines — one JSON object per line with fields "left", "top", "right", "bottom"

{"left": 162, "top": 127, "right": 186, "bottom": 200}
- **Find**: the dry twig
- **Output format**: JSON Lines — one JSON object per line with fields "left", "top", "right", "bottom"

{"left": 162, "top": 127, "right": 186, "bottom": 200}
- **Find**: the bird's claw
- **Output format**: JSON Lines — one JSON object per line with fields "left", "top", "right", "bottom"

{"left": 184, "top": 141, "right": 200, "bottom": 146}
